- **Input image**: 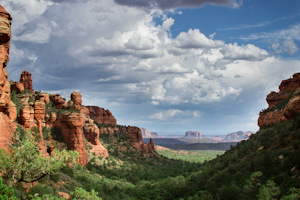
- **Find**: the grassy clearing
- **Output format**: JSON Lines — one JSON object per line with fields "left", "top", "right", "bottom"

{"left": 156, "top": 146, "right": 225, "bottom": 163}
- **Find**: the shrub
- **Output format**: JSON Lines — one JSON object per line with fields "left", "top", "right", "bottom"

{"left": 42, "top": 126, "right": 51, "bottom": 140}
{"left": 10, "top": 90, "right": 24, "bottom": 116}
{"left": 70, "top": 187, "right": 102, "bottom": 200}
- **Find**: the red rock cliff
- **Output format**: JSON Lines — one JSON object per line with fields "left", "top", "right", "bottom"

{"left": 258, "top": 73, "right": 300, "bottom": 127}
{"left": 83, "top": 106, "right": 117, "bottom": 125}
{"left": 53, "top": 112, "right": 88, "bottom": 166}
{"left": 0, "top": 5, "right": 17, "bottom": 153}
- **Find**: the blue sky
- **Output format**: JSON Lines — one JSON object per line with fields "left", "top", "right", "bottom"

{"left": 2, "top": 0, "right": 300, "bottom": 135}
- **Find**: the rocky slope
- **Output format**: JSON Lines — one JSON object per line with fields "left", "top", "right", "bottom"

{"left": 258, "top": 73, "right": 300, "bottom": 127}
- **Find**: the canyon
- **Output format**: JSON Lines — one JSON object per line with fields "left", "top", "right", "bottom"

{"left": 0, "top": 5, "right": 155, "bottom": 167}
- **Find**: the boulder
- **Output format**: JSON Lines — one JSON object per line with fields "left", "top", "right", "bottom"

{"left": 283, "top": 96, "right": 300, "bottom": 119}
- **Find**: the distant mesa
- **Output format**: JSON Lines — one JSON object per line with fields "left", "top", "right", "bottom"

{"left": 140, "top": 127, "right": 162, "bottom": 138}
{"left": 222, "top": 131, "right": 253, "bottom": 142}
{"left": 184, "top": 131, "right": 201, "bottom": 139}
{"left": 213, "top": 136, "right": 222, "bottom": 141}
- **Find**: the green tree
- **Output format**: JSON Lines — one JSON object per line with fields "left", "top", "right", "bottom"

{"left": 0, "top": 125, "right": 80, "bottom": 187}
{"left": 70, "top": 187, "right": 102, "bottom": 200}
{"left": 257, "top": 180, "right": 280, "bottom": 200}
{"left": 0, "top": 177, "right": 17, "bottom": 200}
{"left": 243, "top": 171, "right": 263, "bottom": 199}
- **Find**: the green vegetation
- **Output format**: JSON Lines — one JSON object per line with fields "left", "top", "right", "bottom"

{"left": 2, "top": 89, "right": 300, "bottom": 199}
{"left": 156, "top": 148, "right": 225, "bottom": 163}
{"left": 0, "top": 125, "right": 79, "bottom": 187}
{"left": 10, "top": 90, "right": 23, "bottom": 116}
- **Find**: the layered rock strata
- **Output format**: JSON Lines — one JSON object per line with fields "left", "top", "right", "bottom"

{"left": 258, "top": 73, "right": 300, "bottom": 127}
{"left": 0, "top": 5, "right": 17, "bottom": 152}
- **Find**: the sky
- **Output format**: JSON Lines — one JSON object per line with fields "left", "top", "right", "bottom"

{"left": 1, "top": 0, "right": 300, "bottom": 135}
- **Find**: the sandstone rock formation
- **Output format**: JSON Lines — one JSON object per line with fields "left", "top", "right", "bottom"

{"left": 20, "top": 71, "right": 34, "bottom": 94}
{"left": 283, "top": 96, "right": 300, "bottom": 119}
{"left": 10, "top": 81, "right": 24, "bottom": 94}
{"left": 0, "top": 6, "right": 17, "bottom": 153}
{"left": 53, "top": 112, "right": 88, "bottom": 166}
{"left": 140, "top": 127, "right": 162, "bottom": 138}
{"left": 84, "top": 106, "right": 117, "bottom": 125}
{"left": 126, "top": 126, "right": 155, "bottom": 152}
{"left": 184, "top": 131, "right": 202, "bottom": 139}
{"left": 84, "top": 118, "right": 108, "bottom": 158}
{"left": 34, "top": 100, "right": 45, "bottom": 139}
{"left": 19, "top": 103, "right": 35, "bottom": 129}
{"left": 279, "top": 73, "right": 300, "bottom": 92}
{"left": 213, "top": 136, "right": 222, "bottom": 141}
{"left": 36, "top": 93, "right": 50, "bottom": 105}
{"left": 223, "top": 131, "right": 253, "bottom": 142}
{"left": 258, "top": 73, "right": 300, "bottom": 127}
{"left": 50, "top": 94, "right": 67, "bottom": 109}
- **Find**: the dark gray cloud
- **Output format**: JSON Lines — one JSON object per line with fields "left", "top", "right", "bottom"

{"left": 114, "top": 0, "right": 241, "bottom": 10}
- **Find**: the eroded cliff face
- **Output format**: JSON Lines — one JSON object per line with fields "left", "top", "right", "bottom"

{"left": 83, "top": 106, "right": 117, "bottom": 125}
{"left": 125, "top": 126, "right": 155, "bottom": 153}
{"left": 0, "top": 5, "right": 17, "bottom": 152}
{"left": 53, "top": 112, "right": 88, "bottom": 166}
{"left": 258, "top": 73, "right": 300, "bottom": 128}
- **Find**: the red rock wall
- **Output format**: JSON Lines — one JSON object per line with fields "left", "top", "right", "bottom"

{"left": 0, "top": 6, "right": 17, "bottom": 152}
{"left": 258, "top": 72, "right": 300, "bottom": 128}
{"left": 53, "top": 112, "right": 88, "bottom": 166}
{"left": 84, "top": 106, "right": 117, "bottom": 125}
{"left": 279, "top": 73, "right": 300, "bottom": 93}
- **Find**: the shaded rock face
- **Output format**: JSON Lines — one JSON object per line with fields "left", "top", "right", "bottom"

{"left": 54, "top": 112, "right": 88, "bottom": 166}
{"left": 0, "top": 113, "right": 17, "bottom": 153}
{"left": 283, "top": 96, "right": 300, "bottom": 119}
{"left": 50, "top": 94, "right": 67, "bottom": 109}
{"left": 20, "top": 71, "right": 34, "bottom": 94}
{"left": 126, "top": 126, "right": 155, "bottom": 152}
{"left": 10, "top": 81, "right": 24, "bottom": 94}
{"left": 84, "top": 119, "right": 108, "bottom": 158}
{"left": 0, "top": 6, "right": 15, "bottom": 120}
{"left": 184, "top": 131, "right": 202, "bottom": 139}
{"left": 85, "top": 106, "right": 117, "bottom": 125}
{"left": 258, "top": 72, "right": 300, "bottom": 127}
{"left": 0, "top": 6, "right": 17, "bottom": 153}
